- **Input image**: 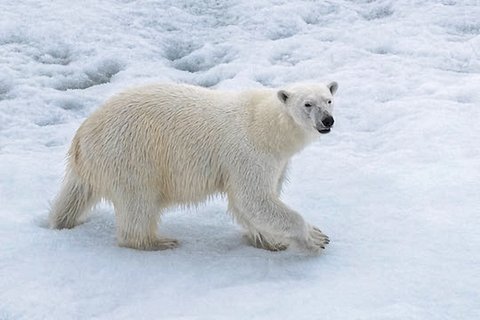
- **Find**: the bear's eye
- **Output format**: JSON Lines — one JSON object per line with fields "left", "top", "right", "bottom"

{"left": 327, "top": 100, "right": 332, "bottom": 105}
{"left": 304, "top": 103, "right": 312, "bottom": 108}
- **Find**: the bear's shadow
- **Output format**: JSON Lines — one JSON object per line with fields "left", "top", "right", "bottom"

{"left": 36, "top": 206, "right": 318, "bottom": 262}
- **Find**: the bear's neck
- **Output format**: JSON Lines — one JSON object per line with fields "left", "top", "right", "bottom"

{"left": 247, "top": 94, "right": 314, "bottom": 159}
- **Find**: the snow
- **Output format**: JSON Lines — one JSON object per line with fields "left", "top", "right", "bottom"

{"left": 1, "top": 0, "right": 479, "bottom": 319}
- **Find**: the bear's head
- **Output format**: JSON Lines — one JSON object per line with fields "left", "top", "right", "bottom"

{"left": 277, "top": 82, "right": 338, "bottom": 134}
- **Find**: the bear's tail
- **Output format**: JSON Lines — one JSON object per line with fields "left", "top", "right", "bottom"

{"left": 49, "top": 169, "right": 96, "bottom": 229}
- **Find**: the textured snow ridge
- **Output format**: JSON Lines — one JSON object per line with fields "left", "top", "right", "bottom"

{"left": 1, "top": 0, "right": 479, "bottom": 319}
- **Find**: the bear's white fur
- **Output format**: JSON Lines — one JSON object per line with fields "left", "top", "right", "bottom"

{"left": 50, "top": 82, "right": 338, "bottom": 252}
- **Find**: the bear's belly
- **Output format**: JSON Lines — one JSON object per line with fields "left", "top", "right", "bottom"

{"left": 156, "top": 159, "right": 226, "bottom": 206}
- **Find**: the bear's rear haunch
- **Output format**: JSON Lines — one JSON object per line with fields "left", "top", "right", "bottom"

{"left": 49, "top": 82, "right": 338, "bottom": 252}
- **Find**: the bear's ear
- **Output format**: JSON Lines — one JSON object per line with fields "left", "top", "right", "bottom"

{"left": 327, "top": 81, "right": 338, "bottom": 95}
{"left": 277, "top": 90, "right": 290, "bottom": 104}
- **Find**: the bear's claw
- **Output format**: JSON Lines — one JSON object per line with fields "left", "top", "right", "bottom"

{"left": 304, "top": 225, "right": 329, "bottom": 252}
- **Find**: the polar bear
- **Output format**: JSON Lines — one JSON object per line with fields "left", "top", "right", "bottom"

{"left": 49, "top": 81, "right": 338, "bottom": 252}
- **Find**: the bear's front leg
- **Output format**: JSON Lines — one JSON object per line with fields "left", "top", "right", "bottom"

{"left": 228, "top": 175, "right": 328, "bottom": 252}
{"left": 229, "top": 203, "right": 289, "bottom": 251}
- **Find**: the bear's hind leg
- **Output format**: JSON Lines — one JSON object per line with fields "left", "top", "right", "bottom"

{"left": 113, "top": 194, "right": 178, "bottom": 251}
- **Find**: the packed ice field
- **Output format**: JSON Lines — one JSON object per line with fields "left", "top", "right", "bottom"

{"left": 1, "top": 0, "right": 479, "bottom": 319}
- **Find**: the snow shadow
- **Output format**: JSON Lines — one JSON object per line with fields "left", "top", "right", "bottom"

{"left": 54, "top": 58, "right": 124, "bottom": 91}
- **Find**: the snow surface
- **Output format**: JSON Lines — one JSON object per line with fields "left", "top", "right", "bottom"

{"left": 1, "top": 0, "right": 479, "bottom": 319}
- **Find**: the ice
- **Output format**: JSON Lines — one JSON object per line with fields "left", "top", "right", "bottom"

{"left": 1, "top": 0, "right": 479, "bottom": 319}
{"left": 52, "top": 58, "right": 124, "bottom": 91}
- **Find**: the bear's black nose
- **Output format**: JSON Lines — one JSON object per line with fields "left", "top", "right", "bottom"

{"left": 322, "top": 115, "right": 334, "bottom": 128}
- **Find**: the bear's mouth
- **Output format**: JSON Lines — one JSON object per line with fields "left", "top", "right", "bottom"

{"left": 317, "top": 128, "right": 331, "bottom": 134}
